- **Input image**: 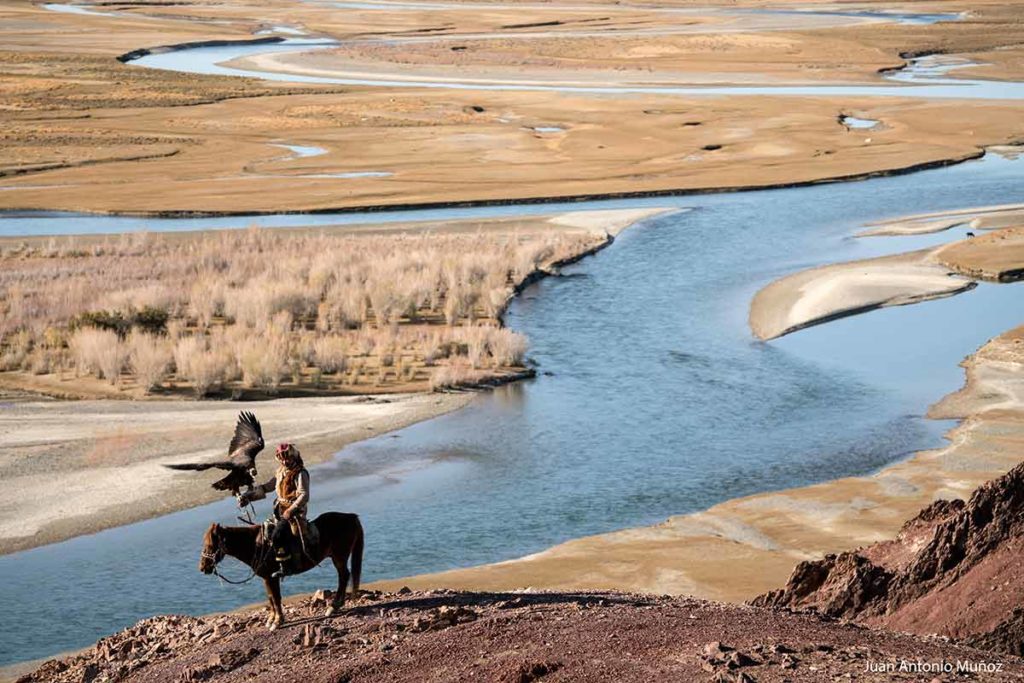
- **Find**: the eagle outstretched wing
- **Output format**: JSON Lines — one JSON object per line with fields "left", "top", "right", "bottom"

{"left": 227, "top": 410, "right": 265, "bottom": 470}
{"left": 164, "top": 411, "right": 265, "bottom": 495}
{"left": 164, "top": 462, "right": 233, "bottom": 471}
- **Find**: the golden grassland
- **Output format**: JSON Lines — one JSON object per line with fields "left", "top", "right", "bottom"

{"left": 0, "top": 225, "right": 608, "bottom": 397}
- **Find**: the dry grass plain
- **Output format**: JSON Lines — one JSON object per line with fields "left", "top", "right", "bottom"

{"left": 0, "top": 209, "right": 664, "bottom": 399}
{"left": 0, "top": 207, "right": 668, "bottom": 554}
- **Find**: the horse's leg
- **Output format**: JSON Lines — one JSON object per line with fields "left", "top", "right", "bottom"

{"left": 325, "top": 551, "right": 350, "bottom": 617}
{"left": 262, "top": 578, "right": 278, "bottom": 629}
{"left": 268, "top": 576, "right": 285, "bottom": 629}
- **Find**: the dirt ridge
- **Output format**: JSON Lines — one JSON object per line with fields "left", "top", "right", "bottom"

{"left": 16, "top": 588, "right": 1024, "bottom": 682}
{"left": 753, "top": 458, "right": 1024, "bottom": 651}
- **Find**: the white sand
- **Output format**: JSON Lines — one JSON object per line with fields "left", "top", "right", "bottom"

{"left": 748, "top": 249, "right": 975, "bottom": 341}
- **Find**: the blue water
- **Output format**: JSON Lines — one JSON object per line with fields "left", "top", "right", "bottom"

{"left": 743, "top": 8, "right": 962, "bottom": 26}
{"left": 1, "top": 153, "right": 1022, "bottom": 666}
{"left": 126, "top": 37, "right": 1024, "bottom": 100}
{"left": 841, "top": 115, "right": 880, "bottom": 130}
{"left": 271, "top": 143, "right": 327, "bottom": 158}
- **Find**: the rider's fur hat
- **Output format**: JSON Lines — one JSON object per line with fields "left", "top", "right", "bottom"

{"left": 275, "top": 443, "right": 302, "bottom": 467}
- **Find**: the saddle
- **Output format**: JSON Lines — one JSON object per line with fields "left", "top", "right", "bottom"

{"left": 259, "top": 517, "right": 320, "bottom": 568}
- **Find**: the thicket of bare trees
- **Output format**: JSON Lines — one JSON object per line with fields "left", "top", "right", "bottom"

{"left": 0, "top": 227, "right": 600, "bottom": 396}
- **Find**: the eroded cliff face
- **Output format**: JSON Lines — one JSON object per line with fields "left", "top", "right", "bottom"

{"left": 753, "top": 460, "right": 1024, "bottom": 652}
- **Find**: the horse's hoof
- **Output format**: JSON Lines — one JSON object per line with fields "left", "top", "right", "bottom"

{"left": 267, "top": 622, "right": 278, "bottom": 631}
{"left": 324, "top": 606, "right": 335, "bottom": 617}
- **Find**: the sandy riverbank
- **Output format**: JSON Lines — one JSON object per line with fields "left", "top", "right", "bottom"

{"left": 749, "top": 204, "right": 1024, "bottom": 340}
{"left": 0, "top": 392, "right": 471, "bottom": 556}
{"left": 748, "top": 248, "right": 976, "bottom": 341}
{"left": 935, "top": 225, "right": 1024, "bottom": 281}
{"left": 859, "top": 200, "right": 1024, "bottom": 236}
{"left": 369, "top": 322, "right": 1024, "bottom": 602}
{"left": 2, "top": 0, "right": 1024, "bottom": 214}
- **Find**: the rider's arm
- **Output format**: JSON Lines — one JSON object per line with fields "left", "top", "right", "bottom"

{"left": 283, "top": 470, "right": 309, "bottom": 518}
{"left": 246, "top": 476, "right": 276, "bottom": 502}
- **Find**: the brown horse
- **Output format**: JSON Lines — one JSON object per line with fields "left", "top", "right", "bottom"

{"left": 200, "top": 512, "right": 363, "bottom": 629}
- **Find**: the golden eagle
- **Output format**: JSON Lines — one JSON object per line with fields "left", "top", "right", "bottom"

{"left": 164, "top": 411, "right": 265, "bottom": 496}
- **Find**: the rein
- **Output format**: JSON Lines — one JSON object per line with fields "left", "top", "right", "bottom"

{"left": 236, "top": 498, "right": 258, "bottom": 526}
{"left": 204, "top": 527, "right": 274, "bottom": 586}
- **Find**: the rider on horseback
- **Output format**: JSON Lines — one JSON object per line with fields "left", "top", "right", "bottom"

{"left": 239, "top": 442, "right": 310, "bottom": 578}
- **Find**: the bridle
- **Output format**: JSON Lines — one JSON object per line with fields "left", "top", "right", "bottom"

{"left": 202, "top": 527, "right": 273, "bottom": 585}
{"left": 202, "top": 532, "right": 256, "bottom": 585}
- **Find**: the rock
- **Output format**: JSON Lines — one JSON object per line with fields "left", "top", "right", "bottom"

{"left": 701, "top": 641, "right": 734, "bottom": 660}
{"left": 967, "top": 607, "right": 1024, "bottom": 655}
{"left": 725, "top": 651, "right": 757, "bottom": 669}
{"left": 751, "top": 553, "right": 892, "bottom": 619}
{"left": 311, "top": 589, "right": 334, "bottom": 608}
{"left": 503, "top": 660, "right": 560, "bottom": 683}
{"left": 397, "top": 586, "right": 412, "bottom": 595}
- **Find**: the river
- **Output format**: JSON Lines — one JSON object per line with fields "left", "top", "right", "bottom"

{"left": 1, "top": 152, "right": 1023, "bottom": 666}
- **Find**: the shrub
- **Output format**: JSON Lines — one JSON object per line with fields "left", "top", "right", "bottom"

{"left": 72, "top": 307, "right": 168, "bottom": 337}
{"left": 174, "top": 336, "right": 230, "bottom": 397}
{"left": 73, "top": 310, "right": 130, "bottom": 336}
{"left": 0, "top": 330, "right": 32, "bottom": 371}
{"left": 489, "top": 328, "right": 529, "bottom": 367}
{"left": 313, "top": 336, "right": 348, "bottom": 374}
{"left": 429, "top": 359, "right": 476, "bottom": 391}
{"left": 461, "top": 326, "right": 488, "bottom": 369}
{"left": 237, "top": 330, "right": 289, "bottom": 389}
{"left": 29, "top": 349, "right": 57, "bottom": 375}
{"left": 133, "top": 306, "right": 169, "bottom": 335}
{"left": 69, "top": 328, "right": 124, "bottom": 382}
{"left": 129, "top": 331, "right": 172, "bottom": 392}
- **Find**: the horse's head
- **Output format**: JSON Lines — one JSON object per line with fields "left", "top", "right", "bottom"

{"left": 200, "top": 523, "right": 225, "bottom": 574}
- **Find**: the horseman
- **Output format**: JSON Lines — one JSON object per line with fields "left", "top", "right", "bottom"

{"left": 240, "top": 442, "right": 310, "bottom": 578}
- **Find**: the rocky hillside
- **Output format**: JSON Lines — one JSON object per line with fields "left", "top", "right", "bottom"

{"left": 754, "top": 459, "right": 1024, "bottom": 654}
{"left": 18, "top": 587, "right": 1024, "bottom": 683}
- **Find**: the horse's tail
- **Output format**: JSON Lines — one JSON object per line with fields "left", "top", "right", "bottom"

{"left": 350, "top": 518, "right": 363, "bottom": 596}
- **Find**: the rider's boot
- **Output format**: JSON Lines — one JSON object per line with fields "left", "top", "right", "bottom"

{"left": 272, "top": 547, "right": 291, "bottom": 578}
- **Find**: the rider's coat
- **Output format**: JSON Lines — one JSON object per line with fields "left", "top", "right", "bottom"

{"left": 249, "top": 466, "right": 310, "bottom": 522}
